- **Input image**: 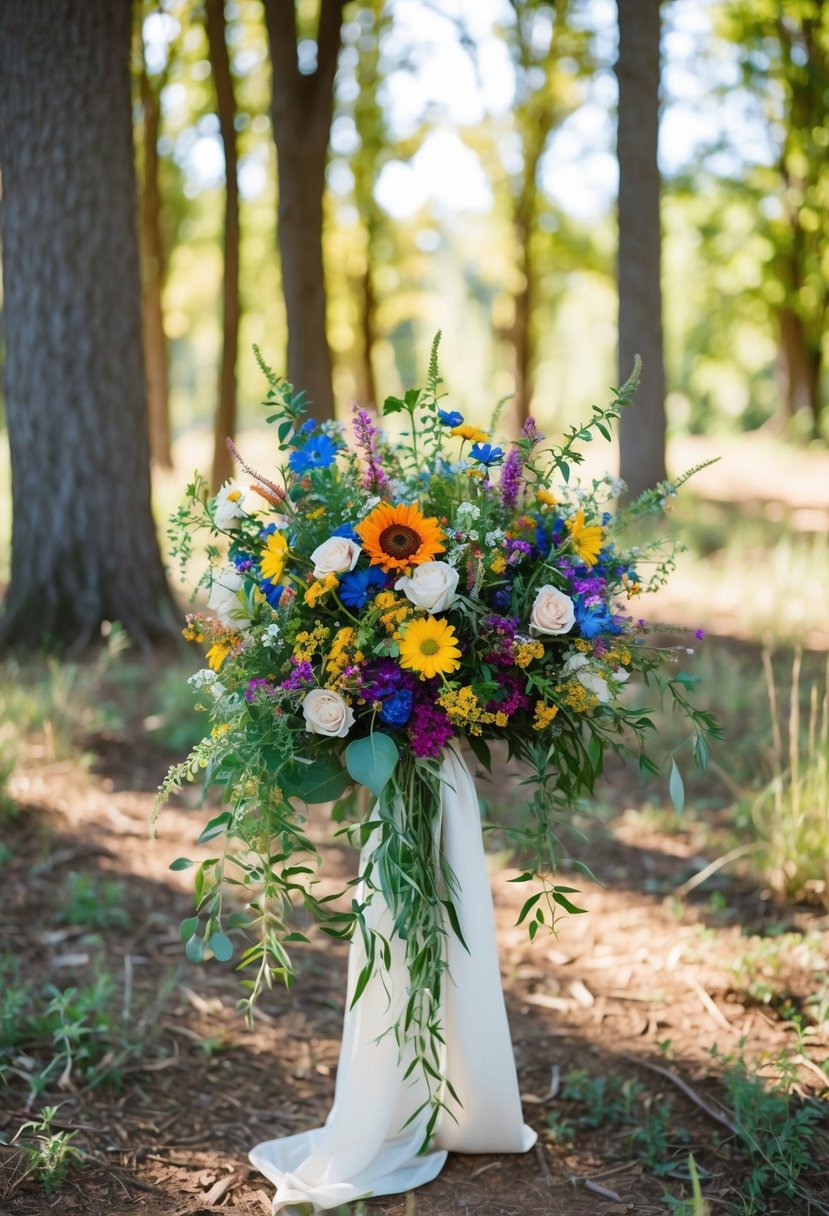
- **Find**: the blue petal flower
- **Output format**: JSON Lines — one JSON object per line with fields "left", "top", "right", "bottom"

{"left": 288, "top": 434, "right": 338, "bottom": 474}
{"left": 438, "top": 409, "right": 464, "bottom": 427}
{"left": 469, "top": 442, "right": 505, "bottom": 467}
{"left": 575, "top": 599, "right": 621, "bottom": 639}
{"left": 332, "top": 522, "right": 362, "bottom": 544}
{"left": 379, "top": 689, "right": 414, "bottom": 727}
{"left": 339, "top": 565, "right": 387, "bottom": 609}
{"left": 260, "top": 579, "right": 284, "bottom": 608}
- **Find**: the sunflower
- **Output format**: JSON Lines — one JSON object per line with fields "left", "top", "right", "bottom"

{"left": 566, "top": 509, "right": 603, "bottom": 567}
{"left": 357, "top": 502, "right": 445, "bottom": 574}
{"left": 398, "top": 617, "right": 461, "bottom": 680}
{"left": 260, "top": 530, "right": 288, "bottom": 581}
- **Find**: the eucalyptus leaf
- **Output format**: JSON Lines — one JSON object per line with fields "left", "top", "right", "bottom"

{"left": 346, "top": 733, "right": 399, "bottom": 799}
{"left": 280, "top": 755, "right": 350, "bottom": 804}
{"left": 669, "top": 759, "right": 685, "bottom": 814}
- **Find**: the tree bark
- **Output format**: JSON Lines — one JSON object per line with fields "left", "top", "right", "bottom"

{"left": 262, "top": 0, "right": 345, "bottom": 422}
{"left": 778, "top": 306, "right": 822, "bottom": 426}
{"left": 206, "top": 0, "right": 241, "bottom": 492}
{"left": 0, "top": 0, "right": 177, "bottom": 652}
{"left": 616, "top": 0, "right": 667, "bottom": 497}
{"left": 140, "top": 63, "right": 174, "bottom": 469}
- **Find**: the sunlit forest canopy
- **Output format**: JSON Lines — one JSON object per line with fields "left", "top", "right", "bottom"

{"left": 62, "top": 0, "right": 826, "bottom": 443}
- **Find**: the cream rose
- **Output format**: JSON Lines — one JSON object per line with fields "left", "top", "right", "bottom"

{"left": 529, "top": 585, "right": 575, "bottom": 636}
{"left": 561, "top": 653, "right": 610, "bottom": 703}
{"left": 394, "top": 561, "right": 459, "bottom": 614}
{"left": 302, "top": 688, "right": 355, "bottom": 738}
{"left": 213, "top": 481, "right": 247, "bottom": 530}
{"left": 310, "top": 536, "right": 361, "bottom": 579}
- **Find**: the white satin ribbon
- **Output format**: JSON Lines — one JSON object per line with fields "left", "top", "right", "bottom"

{"left": 249, "top": 745, "right": 536, "bottom": 1212}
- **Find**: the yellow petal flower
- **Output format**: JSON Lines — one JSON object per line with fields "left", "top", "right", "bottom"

{"left": 566, "top": 509, "right": 603, "bottom": 567}
{"left": 451, "top": 424, "right": 489, "bottom": 444}
{"left": 357, "top": 502, "right": 445, "bottom": 574}
{"left": 398, "top": 616, "right": 461, "bottom": 680}
{"left": 261, "top": 530, "right": 288, "bottom": 581}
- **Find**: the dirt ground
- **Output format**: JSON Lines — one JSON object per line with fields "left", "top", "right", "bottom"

{"left": 1, "top": 672, "right": 828, "bottom": 1216}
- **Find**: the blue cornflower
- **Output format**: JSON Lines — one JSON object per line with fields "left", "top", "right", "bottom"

{"left": 339, "top": 565, "right": 387, "bottom": 609}
{"left": 379, "top": 689, "right": 414, "bottom": 727}
{"left": 469, "top": 442, "right": 504, "bottom": 466}
{"left": 288, "top": 433, "right": 338, "bottom": 474}
{"left": 332, "top": 522, "right": 362, "bottom": 544}
{"left": 438, "top": 409, "right": 464, "bottom": 427}
{"left": 298, "top": 418, "right": 316, "bottom": 435}
{"left": 260, "top": 578, "right": 284, "bottom": 609}
{"left": 575, "top": 599, "right": 621, "bottom": 639}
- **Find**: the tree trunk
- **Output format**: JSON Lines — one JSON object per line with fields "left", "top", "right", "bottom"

{"left": 206, "top": 0, "right": 241, "bottom": 492}
{"left": 778, "top": 306, "right": 823, "bottom": 431}
{"left": 359, "top": 213, "right": 379, "bottom": 409}
{"left": 616, "top": 0, "right": 667, "bottom": 497}
{"left": 262, "top": 0, "right": 345, "bottom": 422}
{"left": 140, "top": 64, "right": 173, "bottom": 469}
{"left": 0, "top": 0, "right": 177, "bottom": 652}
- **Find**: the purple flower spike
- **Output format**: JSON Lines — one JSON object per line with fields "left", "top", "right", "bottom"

{"left": 352, "top": 402, "right": 390, "bottom": 495}
{"left": 500, "top": 447, "right": 523, "bottom": 509}
{"left": 521, "top": 416, "right": 544, "bottom": 446}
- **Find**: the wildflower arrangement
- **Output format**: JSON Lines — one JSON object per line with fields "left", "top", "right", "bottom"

{"left": 159, "top": 337, "right": 718, "bottom": 1133}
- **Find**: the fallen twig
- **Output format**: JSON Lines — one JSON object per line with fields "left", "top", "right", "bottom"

{"left": 583, "top": 1178, "right": 622, "bottom": 1201}
{"left": 686, "top": 974, "right": 734, "bottom": 1033}
{"left": 621, "top": 1053, "right": 736, "bottom": 1134}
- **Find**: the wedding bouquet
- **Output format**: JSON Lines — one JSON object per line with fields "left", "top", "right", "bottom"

{"left": 158, "top": 336, "right": 718, "bottom": 1130}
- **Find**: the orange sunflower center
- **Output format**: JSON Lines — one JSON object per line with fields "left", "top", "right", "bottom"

{"left": 379, "top": 524, "right": 422, "bottom": 560}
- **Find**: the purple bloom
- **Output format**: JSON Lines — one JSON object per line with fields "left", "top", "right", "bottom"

{"left": 352, "top": 403, "right": 390, "bottom": 494}
{"left": 408, "top": 701, "right": 454, "bottom": 759}
{"left": 486, "top": 671, "right": 530, "bottom": 716}
{"left": 280, "top": 660, "right": 314, "bottom": 690}
{"left": 244, "top": 677, "right": 276, "bottom": 703}
{"left": 521, "top": 416, "right": 544, "bottom": 446}
{"left": 506, "top": 538, "right": 532, "bottom": 566}
{"left": 695, "top": 628, "right": 705, "bottom": 640}
{"left": 500, "top": 447, "right": 523, "bottom": 509}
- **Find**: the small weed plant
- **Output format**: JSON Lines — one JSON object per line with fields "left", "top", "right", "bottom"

{"left": 60, "top": 872, "right": 128, "bottom": 930}
{"left": 7, "top": 1106, "right": 84, "bottom": 1194}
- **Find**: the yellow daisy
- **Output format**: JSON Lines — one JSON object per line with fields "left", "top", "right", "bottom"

{"left": 451, "top": 423, "right": 489, "bottom": 444}
{"left": 357, "top": 502, "right": 445, "bottom": 574}
{"left": 206, "top": 641, "right": 231, "bottom": 671}
{"left": 537, "top": 487, "right": 557, "bottom": 507}
{"left": 566, "top": 509, "right": 603, "bottom": 567}
{"left": 398, "top": 617, "right": 461, "bottom": 680}
{"left": 260, "top": 530, "right": 288, "bottom": 581}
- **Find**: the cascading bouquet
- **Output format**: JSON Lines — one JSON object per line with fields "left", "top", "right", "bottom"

{"left": 158, "top": 336, "right": 718, "bottom": 1129}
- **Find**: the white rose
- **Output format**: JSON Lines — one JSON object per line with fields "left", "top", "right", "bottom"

{"left": 213, "top": 482, "right": 247, "bottom": 530}
{"left": 310, "top": 536, "right": 361, "bottom": 579}
{"left": 394, "top": 561, "right": 459, "bottom": 614}
{"left": 302, "top": 688, "right": 355, "bottom": 738}
{"left": 561, "top": 653, "right": 610, "bottom": 703}
{"left": 529, "top": 585, "right": 575, "bottom": 636}
{"left": 208, "top": 571, "right": 251, "bottom": 629}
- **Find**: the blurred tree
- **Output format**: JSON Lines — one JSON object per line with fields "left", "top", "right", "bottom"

{"left": 262, "top": 0, "right": 346, "bottom": 420}
{"left": 723, "top": 1, "right": 828, "bottom": 434}
{"left": 138, "top": 16, "right": 178, "bottom": 469}
{"left": 0, "top": 0, "right": 176, "bottom": 650}
{"left": 484, "top": 0, "right": 592, "bottom": 430}
{"left": 206, "top": 0, "right": 241, "bottom": 491}
{"left": 616, "top": 0, "right": 666, "bottom": 496}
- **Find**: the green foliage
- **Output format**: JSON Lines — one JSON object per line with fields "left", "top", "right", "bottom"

{"left": 0, "top": 963, "right": 170, "bottom": 1101}
{"left": 59, "top": 873, "right": 128, "bottom": 931}
{"left": 742, "top": 651, "right": 829, "bottom": 906}
{"left": 7, "top": 1106, "right": 84, "bottom": 1194}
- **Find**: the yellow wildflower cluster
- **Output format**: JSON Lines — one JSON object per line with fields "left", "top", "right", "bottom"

{"left": 622, "top": 573, "right": 642, "bottom": 598}
{"left": 292, "top": 622, "right": 330, "bottom": 662}
{"left": 307, "top": 506, "right": 327, "bottom": 520}
{"left": 603, "top": 645, "right": 631, "bottom": 667}
{"left": 514, "top": 639, "right": 545, "bottom": 669}
{"left": 533, "top": 701, "right": 559, "bottom": 731}
{"left": 182, "top": 621, "right": 205, "bottom": 643}
{"left": 574, "top": 638, "right": 593, "bottom": 654}
{"left": 304, "top": 572, "right": 338, "bottom": 607}
{"left": 437, "top": 686, "right": 507, "bottom": 736}
{"left": 490, "top": 554, "right": 507, "bottom": 575}
{"left": 211, "top": 723, "right": 232, "bottom": 739}
{"left": 557, "top": 680, "right": 598, "bottom": 713}
{"left": 374, "top": 592, "right": 418, "bottom": 638}
{"left": 326, "top": 627, "right": 365, "bottom": 686}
